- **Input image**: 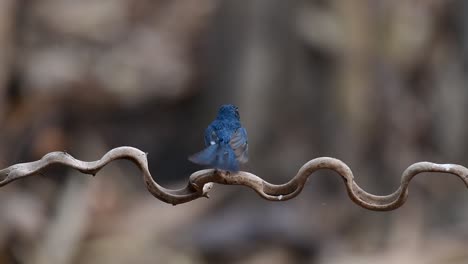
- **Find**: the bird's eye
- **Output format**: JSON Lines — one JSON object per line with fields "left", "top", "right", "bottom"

{"left": 235, "top": 109, "right": 240, "bottom": 118}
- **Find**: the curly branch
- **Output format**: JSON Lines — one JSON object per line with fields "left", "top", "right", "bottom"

{"left": 0, "top": 146, "right": 467, "bottom": 211}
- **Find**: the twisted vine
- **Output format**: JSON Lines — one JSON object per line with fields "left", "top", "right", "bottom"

{"left": 0, "top": 146, "right": 467, "bottom": 211}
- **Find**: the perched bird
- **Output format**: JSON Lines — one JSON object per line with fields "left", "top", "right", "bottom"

{"left": 189, "top": 104, "right": 248, "bottom": 172}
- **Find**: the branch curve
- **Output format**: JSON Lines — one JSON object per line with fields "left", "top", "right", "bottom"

{"left": 0, "top": 146, "right": 467, "bottom": 211}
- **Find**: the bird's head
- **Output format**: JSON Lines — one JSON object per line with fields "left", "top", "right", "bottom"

{"left": 217, "top": 104, "right": 240, "bottom": 120}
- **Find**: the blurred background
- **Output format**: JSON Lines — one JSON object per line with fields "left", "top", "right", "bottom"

{"left": 0, "top": 0, "right": 467, "bottom": 263}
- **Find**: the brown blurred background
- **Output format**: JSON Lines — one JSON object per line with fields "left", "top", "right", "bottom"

{"left": 0, "top": 0, "right": 467, "bottom": 263}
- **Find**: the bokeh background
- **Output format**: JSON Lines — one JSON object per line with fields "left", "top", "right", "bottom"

{"left": 0, "top": 0, "right": 467, "bottom": 263}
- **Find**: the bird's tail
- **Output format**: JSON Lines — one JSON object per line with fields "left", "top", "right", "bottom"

{"left": 188, "top": 144, "right": 239, "bottom": 172}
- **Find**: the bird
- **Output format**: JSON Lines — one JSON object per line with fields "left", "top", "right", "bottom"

{"left": 189, "top": 104, "right": 248, "bottom": 172}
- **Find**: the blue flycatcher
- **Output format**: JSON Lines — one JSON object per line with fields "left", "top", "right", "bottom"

{"left": 189, "top": 104, "right": 248, "bottom": 172}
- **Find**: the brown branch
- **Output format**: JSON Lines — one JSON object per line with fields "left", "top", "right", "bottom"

{"left": 0, "top": 146, "right": 467, "bottom": 211}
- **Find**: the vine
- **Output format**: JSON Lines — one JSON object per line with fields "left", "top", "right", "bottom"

{"left": 1, "top": 146, "right": 467, "bottom": 211}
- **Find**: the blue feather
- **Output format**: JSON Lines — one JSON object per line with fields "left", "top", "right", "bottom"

{"left": 189, "top": 104, "right": 248, "bottom": 172}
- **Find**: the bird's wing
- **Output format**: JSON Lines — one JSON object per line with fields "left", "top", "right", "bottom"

{"left": 189, "top": 144, "right": 239, "bottom": 171}
{"left": 229, "top": 127, "right": 248, "bottom": 164}
{"left": 204, "top": 125, "right": 219, "bottom": 146}
{"left": 188, "top": 144, "right": 219, "bottom": 166}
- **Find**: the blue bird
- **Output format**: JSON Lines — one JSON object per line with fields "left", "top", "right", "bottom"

{"left": 189, "top": 104, "right": 248, "bottom": 172}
